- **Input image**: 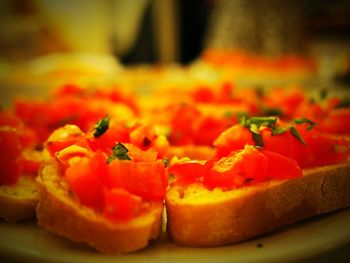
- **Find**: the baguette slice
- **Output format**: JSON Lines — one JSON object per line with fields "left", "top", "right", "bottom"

{"left": 0, "top": 176, "right": 38, "bottom": 223}
{"left": 36, "top": 162, "right": 164, "bottom": 253}
{"left": 166, "top": 162, "right": 350, "bottom": 247}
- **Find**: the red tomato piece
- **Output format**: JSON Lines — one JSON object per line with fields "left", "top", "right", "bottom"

{"left": 318, "top": 108, "right": 350, "bottom": 135}
{"left": 107, "top": 160, "right": 167, "bottom": 201}
{"left": 65, "top": 157, "right": 104, "bottom": 212}
{"left": 0, "top": 111, "right": 21, "bottom": 128}
{"left": 192, "top": 86, "right": 215, "bottom": 102}
{"left": 263, "top": 150, "right": 301, "bottom": 179}
{"left": 0, "top": 127, "right": 22, "bottom": 159}
{"left": 169, "top": 161, "right": 209, "bottom": 185}
{"left": 205, "top": 146, "right": 269, "bottom": 189}
{"left": 103, "top": 188, "right": 142, "bottom": 222}
{"left": 214, "top": 125, "right": 254, "bottom": 158}
{"left": 304, "top": 132, "right": 350, "bottom": 168}
{"left": 124, "top": 143, "right": 158, "bottom": 162}
{"left": 194, "top": 117, "right": 229, "bottom": 146}
{"left": 129, "top": 124, "right": 156, "bottom": 150}
{"left": 88, "top": 124, "right": 130, "bottom": 151}
{"left": 261, "top": 127, "right": 294, "bottom": 159}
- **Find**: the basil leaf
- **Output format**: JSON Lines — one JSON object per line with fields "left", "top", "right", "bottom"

{"left": 252, "top": 133, "right": 264, "bottom": 147}
{"left": 249, "top": 123, "right": 260, "bottom": 134}
{"left": 108, "top": 142, "right": 131, "bottom": 163}
{"left": 248, "top": 117, "right": 277, "bottom": 128}
{"left": 93, "top": 115, "right": 110, "bottom": 138}
{"left": 293, "top": 117, "right": 316, "bottom": 131}
{"left": 271, "top": 126, "right": 288, "bottom": 135}
{"left": 290, "top": 126, "right": 307, "bottom": 145}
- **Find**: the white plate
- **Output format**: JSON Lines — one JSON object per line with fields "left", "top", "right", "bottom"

{"left": 1, "top": 208, "right": 350, "bottom": 263}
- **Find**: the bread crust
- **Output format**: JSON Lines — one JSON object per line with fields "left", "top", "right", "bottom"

{"left": 166, "top": 162, "right": 350, "bottom": 247}
{"left": 36, "top": 162, "right": 164, "bottom": 253}
{"left": 0, "top": 176, "right": 38, "bottom": 223}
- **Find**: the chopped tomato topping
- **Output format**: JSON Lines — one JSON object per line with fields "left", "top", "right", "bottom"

{"left": 103, "top": 188, "right": 142, "bottom": 221}
{"left": 65, "top": 156, "right": 104, "bottom": 212}
{"left": 170, "top": 145, "right": 301, "bottom": 190}
{"left": 107, "top": 160, "right": 167, "bottom": 201}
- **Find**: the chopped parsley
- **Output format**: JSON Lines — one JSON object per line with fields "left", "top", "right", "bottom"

{"left": 93, "top": 115, "right": 110, "bottom": 138}
{"left": 107, "top": 142, "right": 131, "bottom": 163}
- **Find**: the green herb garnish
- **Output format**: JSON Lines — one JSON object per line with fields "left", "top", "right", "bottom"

{"left": 162, "top": 159, "right": 169, "bottom": 167}
{"left": 93, "top": 115, "right": 110, "bottom": 138}
{"left": 290, "top": 126, "right": 307, "bottom": 145}
{"left": 262, "top": 107, "right": 284, "bottom": 117}
{"left": 293, "top": 117, "right": 316, "bottom": 131}
{"left": 240, "top": 116, "right": 278, "bottom": 146}
{"left": 271, "top": 126, "right": 288, "bottom": 135}
{"left": 108, "top": 142, "right": 131, "bottom": 163}
{"left": 241, "top": 116, "right": 277, "bottom": 129}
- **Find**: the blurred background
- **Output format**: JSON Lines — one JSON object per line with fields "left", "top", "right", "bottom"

{"left": 0, "top": 0, "right": 350, "bottom": 90}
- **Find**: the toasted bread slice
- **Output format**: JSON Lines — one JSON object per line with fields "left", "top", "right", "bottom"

{"left": 0, "top": 176, "right": 38, "bottom": 223}
{"left": 166, "top": 162, "right": 350, "bottom": 247}
{"left": 36, "top": 162, "right": 164, "bottom": 253}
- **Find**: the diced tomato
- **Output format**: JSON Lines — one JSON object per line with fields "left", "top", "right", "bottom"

{"left": 303, "top": 132, "right": 350, "bottom": 168}
{"left": 205, "top": 146, "right": 269, "bottom": 189}
{"left": 103, "top": 188, "right": 142, "bottom": 222}
{"left": 263, "top": 150, "right": 301, "bottom": 179}
{"left": 0, "top": 153, "right": 21, "bottom": 185}
{"left": 107, "top": 160, "right": 167, "bottom": 201}
{"left": 194, "top": 117, "right": 229, "bottom": 146}
{"left": 0, "top": 127, "right": 22, "bottom": 159}
{"left": 152, "top": 135, "right": 170, "bottom": 159}
{"left": 65, "top": 157, "right": 104, "bottom": 211}
{"left": 192, "top": 86, "right": 215, "bottom": 102}
{"left": 263, "top": 88, "right": 305, "bottom": 118}
{"left": 204, "top": 159, "right": 244, "bottom": 189}
{"left": 87, "top": 123, "right": 130, "bottom": 151}
{"left": 318, "top": 108, "right": 350, "bottom": 135}
{"left": 124, "top": 143, "right": 158, "bottom": 162}
{"left": 214, "top": 125, "right": 254, "bottom": 157}
{"left": 129, "top": 124, "right": 156, "bottom": 150}
{"left": 169, "top": 161, "right": 209, "bottom": 185}
{"left": 54, "top": 83, "right": 85, "bottom": 98}
{"left": 241, "top": 146, "right": 269, "bottom": 181}
{"left": 14, "top": 99, "right": 50, "bottom": 142}
{"left": 169, "top": 105, "right": 201, "bottom": 145}
{"left": 0, "top": 111, "right": 21, "bottom": 128}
